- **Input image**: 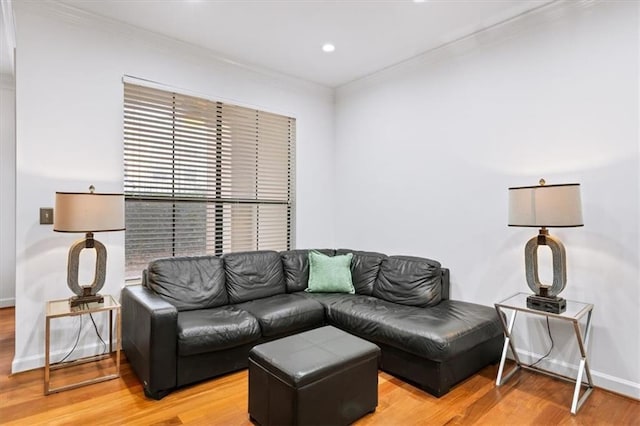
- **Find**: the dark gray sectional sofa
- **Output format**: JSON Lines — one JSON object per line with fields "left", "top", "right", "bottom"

{"left": 121, "top": 249, "right": 503, "bottom": 400}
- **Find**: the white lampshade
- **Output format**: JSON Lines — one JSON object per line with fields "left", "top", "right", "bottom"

{"left": 54, "top": 191, "right": 125, "bottom": 233}
{"left": 508, "top": 183, "right": 583, "bottom": 228}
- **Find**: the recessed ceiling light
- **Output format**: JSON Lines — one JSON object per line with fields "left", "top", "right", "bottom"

{"left": 322, "top": 43, "right": 335, "bottom": 53}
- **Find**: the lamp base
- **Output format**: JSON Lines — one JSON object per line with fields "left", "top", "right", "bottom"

{"left": 526, "top": 294, "right": 566, "bottom": 314}
{"left": 69, "top": 294, "right": 104, "bottom": 308}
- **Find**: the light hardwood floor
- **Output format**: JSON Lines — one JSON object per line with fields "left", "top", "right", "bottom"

{"left": 1, "top": 307, "right": 638, "bottom": 425}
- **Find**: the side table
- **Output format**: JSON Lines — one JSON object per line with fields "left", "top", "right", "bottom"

{"left": 45, "top": 294, "right": 121, "bottom": 395}
{"left": 494, "top": 292, "right": 594, "bottom": 415}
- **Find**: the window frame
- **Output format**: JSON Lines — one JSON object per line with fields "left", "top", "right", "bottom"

{"left": 123, "top": 81, "right": 296, "bottom": 280}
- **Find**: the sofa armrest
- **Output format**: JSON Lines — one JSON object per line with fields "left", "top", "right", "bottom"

{"left": 121, "top": 285, "right": 178, "bottom": 399}
{"left": 441, "top": 268, "right": 450, "bottom": 300}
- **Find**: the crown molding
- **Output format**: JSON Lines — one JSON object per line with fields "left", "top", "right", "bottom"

{"left": 13, "top": 0, "right": 331, "bottom": 93}
{"left": 337, "top": 0, "right": 587, "bottom": 91}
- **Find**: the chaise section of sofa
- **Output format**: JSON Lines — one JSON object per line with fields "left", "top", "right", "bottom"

{"left": 121, "top": 248, "right": 503, "bottom": 400}
{"left": 299, "top": 254, "right": 503, "bottom": 396}
{"left": 324, "top": 297, "right": 503, "bottom": 395}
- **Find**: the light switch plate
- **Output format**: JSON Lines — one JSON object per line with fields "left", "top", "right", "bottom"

{"left": 40, "top": 208, "right": 54, "bottom": 225}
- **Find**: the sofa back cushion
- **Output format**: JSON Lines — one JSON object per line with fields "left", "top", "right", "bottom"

{"left": 336, "top": 249, "right": 387, "bottom": 296}
{"left": 373, "top": 255, "right": 442, "bottom": 307}
{"left": 146, "top": 256, "right": 228, "bottom": 311}
{"left": 223, "top": 251, "right": 286, "bottom": 303}
{"left": 280, "top": 249, "right": 335, "bottom": 292}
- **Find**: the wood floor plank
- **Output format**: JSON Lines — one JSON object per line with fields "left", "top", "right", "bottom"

{"left": 1, "top": 307, "right": 638, "bottom": 425}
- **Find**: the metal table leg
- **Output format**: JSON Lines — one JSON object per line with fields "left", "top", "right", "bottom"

{"left": 495, "top": 307, "right": 520, "bottom": 386}
{"left": 44, "top": 316, "right": 51, "bottom": 395}
{"left": 570, "top": 309, "right": 594, "bottom": 414}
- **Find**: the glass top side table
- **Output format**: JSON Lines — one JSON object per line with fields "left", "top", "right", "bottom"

{"left": 494, "top": 292, "right": 594, "bottom": 415}
{"left": 45, "top": 294, "right": 121, "bottom": 395}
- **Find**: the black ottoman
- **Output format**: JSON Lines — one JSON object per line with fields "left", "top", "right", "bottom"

{"left": 248, "top": 326, "right": 380, "bottom": 426}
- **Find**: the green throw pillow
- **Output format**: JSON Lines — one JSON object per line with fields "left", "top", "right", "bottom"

{"left": 306, "top": 251, "right": 355, "bottom": 294}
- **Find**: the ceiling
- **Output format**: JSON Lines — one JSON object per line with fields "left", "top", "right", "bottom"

{"left": 7, "top": 0, "right": 554, "bottom": 87}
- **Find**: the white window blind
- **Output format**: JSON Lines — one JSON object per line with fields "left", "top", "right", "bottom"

{"left": 123, "top": 83, "right": 295, "bottom": 278}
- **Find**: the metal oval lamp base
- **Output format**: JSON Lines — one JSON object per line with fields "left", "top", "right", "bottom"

{"left": 524, "top": 229, "right": 567, "bottom": 313}
{"left": 66, "top": 233, "right": 107, "bottom": 307}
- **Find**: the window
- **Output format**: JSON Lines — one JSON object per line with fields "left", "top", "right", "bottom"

{"left": 123, "top": 83, "right": 295, "bottom": 278}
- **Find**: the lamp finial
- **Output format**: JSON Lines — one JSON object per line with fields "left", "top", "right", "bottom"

{"left": 539, "top": 178, "right": 546, "bottom": 186}
{"left": 89, "top": 185, "right": 95, "bottom": 193}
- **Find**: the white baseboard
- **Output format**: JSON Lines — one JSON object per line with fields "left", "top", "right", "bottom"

{"left": 12, "top": 342, "right": 113, "bottom": 374}
{"left": 510, "top": 349, "right": 640, "bottom": 399}
{"left": 0, "top": 297, "right": 15, "bottom": 308}
{"left": 590, "top": 370, "right": 640, "bottom": 400}
{"left": 11, "top": 353, "right": 42, "bottom": 373}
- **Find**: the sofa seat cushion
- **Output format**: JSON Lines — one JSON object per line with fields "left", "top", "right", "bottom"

{"left": 327, "top": 297, "right": 503, "bottom": 362}
{"left": 294, "top": 292, "right": 359, "bottom": 313}
{"left": 177, "top": 306, "right": 261, "bottom": 356}
{"left": 235, "top": 294, "right": 325, "bottom": 338}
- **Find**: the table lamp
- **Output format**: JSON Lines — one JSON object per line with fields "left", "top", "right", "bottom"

{"left": 54, "top": 185, "right": 125, "bottom": 307}
{"left": 508, "top": 179, "right": 583, "bottom": 313}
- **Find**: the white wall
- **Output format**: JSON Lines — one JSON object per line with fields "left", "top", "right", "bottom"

{"left": 0, "top": 73, "right": 16, "bottom": 308}
{"left": 12, "top": 2, "right": 335, "bottom": 372}
{"left": 12, "top": 0, "right": 640, "bottom": 401}
{"left": 335, "top": 1, "right": 639, "bottom": 398}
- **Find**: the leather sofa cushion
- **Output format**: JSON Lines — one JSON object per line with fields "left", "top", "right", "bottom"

{"left": 146, "top": 256, "right": 228, "bottom": 311}
{"left": 327, "top": 297, "right": 503, "bottom": 362}
{"left": 235, "top": 293, "right": 325, "bottom": 337}
{"left": 280, "top": 249, "right": 335, "bottom": 292}
{"left": 373, "top": 256, "right": 442, "bottom": 307}
{"left": 295, "top": 292, "right": 355, "bottom": 305}
{"left": 177, "top": 306, "right": 261, "bottom": 356}
{"left": 224, "top": 251, "right": 286, "bottom": 304}
{"left": 294, "top": 292, "right": 359, "bottom": 317}
{"left": 336, "top": 249, "right": 386, "bottom": 296}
